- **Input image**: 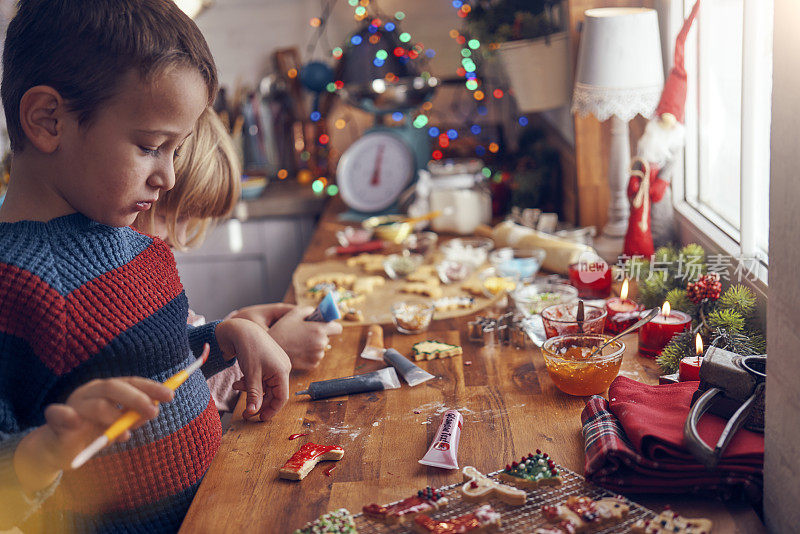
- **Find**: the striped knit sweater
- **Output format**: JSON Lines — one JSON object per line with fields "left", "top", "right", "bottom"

{"left": 0, "top": 213, "right": 233, "bottom": 533}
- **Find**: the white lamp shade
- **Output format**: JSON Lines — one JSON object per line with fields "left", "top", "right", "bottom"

{"left": 572, "top": 8, "right": 664, "bottom": 121}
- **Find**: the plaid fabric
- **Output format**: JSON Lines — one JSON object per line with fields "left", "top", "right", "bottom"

{"left": 581, "top": 382, "right": 763, "bottom": 500}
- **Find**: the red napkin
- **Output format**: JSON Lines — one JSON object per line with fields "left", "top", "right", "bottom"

{"left": 581, "top": 376, "right": 763, "bottom": 497}
{"left": 609, "top": 376, "right": 764, "bottom": 466}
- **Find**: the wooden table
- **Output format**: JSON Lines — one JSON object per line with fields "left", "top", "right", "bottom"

{"left": 181, "top": 205, "right": 764, "bottom": 533}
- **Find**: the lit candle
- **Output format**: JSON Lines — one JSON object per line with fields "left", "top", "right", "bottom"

{"left": 679, "top": 333, "right": 704, "bottom": 381}
{"left": 605, "top": 279, "right": 643, "bottom": 334}
{"left": 638, "top": 301, "right": 692, "bottom": 358}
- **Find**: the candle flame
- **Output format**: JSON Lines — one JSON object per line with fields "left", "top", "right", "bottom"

{"left": 620, "top": 279, "right": 629, "bottom": 300}
{"left": 661, "top": 301, "right": 671, "bottom": 317}
{"left": 696, "top": 333, "right": 703, "bottom": 355}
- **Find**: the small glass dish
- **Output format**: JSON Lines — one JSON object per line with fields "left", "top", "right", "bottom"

{"left": 540, "top": 302, "right": 607, "bottom": 339}
{"left": 362, "top": 215, "right": 412, "bottom": 244}
{"left": 541, "top": 333, "right": 625, "bottom": 396}
{"left": 478, "top": 267, "right": 517, "bottom": 298}
{"left": 383, "top": 253, "right": 423, "bottom": 279}
{"left": 439, "top": 237, "right": 494, "bottom": 268}
{"left": 488, "top": 247, "right": 546, "bottom": 282}
{"left": 436, "top": 259, "right": 471, "bottom": 284}
{"left": 391, "top": 300, "right": 434, "bottom": 334}
{"left": 512, "top": 282, "right": 579, "bottom": 317}
{"left": 402, "top": 231, "right": 438, "bottom": 258}
{"left": 336, "top": 226, "right": 374, "bottom": 247}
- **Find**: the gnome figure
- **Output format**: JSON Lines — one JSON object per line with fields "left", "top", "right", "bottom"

{"left": 624, "top": 1, "right": 700, "bottom": 257}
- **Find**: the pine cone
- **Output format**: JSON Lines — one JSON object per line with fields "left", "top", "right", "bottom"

{"left": 687, "top": 273, "right": 722, "bottom": 304}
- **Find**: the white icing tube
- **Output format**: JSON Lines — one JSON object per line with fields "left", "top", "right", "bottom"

{"left": 383, "top": 348, "right": 435, "bottom": 387}
{"left": 419, "top": 409, "right": 463, "bottom": 470}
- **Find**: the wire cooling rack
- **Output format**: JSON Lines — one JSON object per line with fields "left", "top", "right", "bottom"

{"left": 351, "top": 463, "right": 657, "bottom": 533}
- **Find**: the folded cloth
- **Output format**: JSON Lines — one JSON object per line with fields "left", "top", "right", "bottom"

{"left": 582, "top": 377, "right": 763, "bottom": 498}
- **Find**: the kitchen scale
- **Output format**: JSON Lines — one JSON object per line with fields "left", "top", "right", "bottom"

{"left": 335, "top": 24, "right": 438, "bottom": 215}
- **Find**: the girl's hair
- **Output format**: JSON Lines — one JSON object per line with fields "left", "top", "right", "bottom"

{"left": 135, "top": 107, "right": 241, "bottom": 250}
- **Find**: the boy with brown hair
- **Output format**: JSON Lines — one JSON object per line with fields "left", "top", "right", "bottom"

{"left": 0, "top": 1, "right": 291, "bottom": 531}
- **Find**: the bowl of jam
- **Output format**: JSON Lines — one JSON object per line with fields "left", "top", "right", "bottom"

{"left": 541, "top": 333, "right": 625, "bottom": 396}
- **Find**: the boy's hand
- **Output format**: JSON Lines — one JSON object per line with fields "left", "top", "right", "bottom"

{"left": 228, "top": 303, "right": 295, "bottom": 328}
{"left": 267, "top": 306, "right": 343, "bottom": 372}
{"left": 14, "top": 377, "right": 173, "bottom": 494}
{"left": 216, "top": 318, "right": 291, "bottom": 421}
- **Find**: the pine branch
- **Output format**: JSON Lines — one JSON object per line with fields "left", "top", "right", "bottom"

{"left": 656, "top": 330, "right": 696, "bottom": 374}
{"left": 665, "top": 288, "right": 695, "bottom": 315}
{"left": 718, "top": 285, "right": 757, "bottom": 318}
{"left": 707, "top": 308, "right": 746, "bottom": 335}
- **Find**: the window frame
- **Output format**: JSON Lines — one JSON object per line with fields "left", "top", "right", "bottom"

{"left": 668, "top": 0, "right": 771, "bottom": 290}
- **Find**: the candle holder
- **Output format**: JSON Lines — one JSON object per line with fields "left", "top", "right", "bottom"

{"left": 638, "top": 310, "right": 691, "bottom": 358}
{"left": 568, "top": 261, "right": 612, "bottom": 299}
{"left": 605, "top": 298, "right": 643, "bottom": 335}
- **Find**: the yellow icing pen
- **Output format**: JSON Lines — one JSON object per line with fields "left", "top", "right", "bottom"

{"left": 70, "top": 343, "right": 210, "bottom": 469}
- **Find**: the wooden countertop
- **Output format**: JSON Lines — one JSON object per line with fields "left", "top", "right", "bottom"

{"left": 180, "top": 201, "right": 764, "bottom": 533}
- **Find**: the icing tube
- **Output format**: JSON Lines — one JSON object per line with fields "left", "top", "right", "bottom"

{"left": 305, "top": 291, "right": 341, "bottom": 322}
{"left": 383, "top": 348, "right": 435, "bottom": 387}
{"left": 419, "top": 409, "right": 463, "bottom": 469}
{"left": 295, "top": 367, "right": 400, "bottom": 400}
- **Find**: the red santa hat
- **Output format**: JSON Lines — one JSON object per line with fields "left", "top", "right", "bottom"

{"left": 655, "top": 1, "right": 701, "bottom": 124}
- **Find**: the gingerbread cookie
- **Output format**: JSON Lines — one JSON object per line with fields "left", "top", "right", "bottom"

{"left": 337, "top": 290, "right": 365, "bottom": 309}
{"left": 293, "top": 508, "right": 357, "bottom": 534}
{"left": 461, "top": 279, "right": 485, "bottom": 297}
{"left": 352, "top": 276, "right": 386, "bottom": 294}
{"left": 413, "top": 504, "right": 501, "bottom": 534}
{"left": 347, "top": 253, "right": 387, "bottom": 274}
{"left": 412, "top": 340, "right": 463, "bottom": 361}
{"left": 538, "top": 496, "right": 629, "bottom": 533}
{"left": 341, "top": 308, "right": 364, "bottom": 322}
{"left": 631, "top": 509, "right": 713, "bottom": 534}
{"left": 406, "top": 266, "right": 440, "bottom": 285}
{"left": 279, "top": 443, "right": 344, "bottom": 481}
{"left": 499, "top": 451, "right": 562, "bottom": 489}
{"left": 433, "top": 296, "right": 475, "bottom": 311}
{"left": 461, "top": 466, "right": 526, "bottom": 506}
{"left": 400, "top": 283, "right": 443, "bottom": 299}
{"left": 363, "top": 487, "right": 448, "bottom": 525}
{"left": 305, "top": 273, "right": 356, "bottom": 289}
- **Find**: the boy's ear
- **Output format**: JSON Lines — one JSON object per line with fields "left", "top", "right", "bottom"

{"left": 19, "top": 86, "right": 66, "bottom": 154}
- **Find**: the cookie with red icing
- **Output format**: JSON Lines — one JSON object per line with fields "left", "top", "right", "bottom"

{"left": 363, "top": 486, "right": 448, "bottom": 525}
{"left": 537, "top": 495, "right": 629, "bottom": 533}
{"left": 279, "top": 443, "right": 344, "bottom": 481}
{"left": 413, "top": 504, "right": 501, "bottom": 533}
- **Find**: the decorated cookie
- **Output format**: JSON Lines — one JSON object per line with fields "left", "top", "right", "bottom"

{"left": 337, "top": 290, "right": 365, "bottom": 309}
{"left": 305, "top": 273, "right": 356, "bottom": 290}
{"left": 412, "top": 340, "right": 463, "bottom": 361}
{"left": 306, "top": 282, "right": 337, "bottom": 302}
{"left": 631, "top": 509, "right": 713, "bottom": 534}
{"left": 279, "top": 443, "right": 344, "bottom": 481}
{"left": 433, "top": 296, "right": 475, "bottom": 312}
{"left": 413, "top": 504, "right": 501, "bottom": 534}
{"left": 538, "top": 496, "right": 629, "bottom": 533}
{"left": 400, "top": 282, "right": 443, "bottom": 299}
{"left": 293, "top": 508, "right": 358, "bottom": 534}
{"left": 499, "top": 451, "right": 562, "bottom": 489}
{"left": 363, "top": 486, "right": 448, "bottom": 525}
{"left": 461, "top": 279, "right": 485, "bottom": 297}
{"left": 346, "top": 253, "right": 387, "bottom": 274}
{"left": 352, "top": 276, "right": 386, "bottom": 294}
{"left": 461, "top": 466, "right": 527, "bottom": 506}
{"left": 406, "top": 266, "right": 440, "bottom": 285}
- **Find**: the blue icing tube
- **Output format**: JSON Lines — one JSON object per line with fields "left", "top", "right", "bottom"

{"left": 305, "top": 290, "right": 341, "bottom": 322}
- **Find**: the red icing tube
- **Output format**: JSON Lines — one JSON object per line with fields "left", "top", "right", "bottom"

{"left": 419, "top": 409, "right": 463, "bottom": 470}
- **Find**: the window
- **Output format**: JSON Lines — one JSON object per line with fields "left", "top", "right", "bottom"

{"left": 671, "top": 0, "right": 772, "bottom": 284}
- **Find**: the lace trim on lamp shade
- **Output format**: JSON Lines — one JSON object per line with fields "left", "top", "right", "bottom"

{"left": 571, "top": 83, "right": 662, "bottom": 122}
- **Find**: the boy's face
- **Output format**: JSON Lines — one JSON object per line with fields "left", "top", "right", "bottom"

{"left": 55, "top": 67, "right": 208, "bottom": 227}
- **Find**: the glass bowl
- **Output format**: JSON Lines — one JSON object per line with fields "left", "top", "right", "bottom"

{"left": 436, "top": 259, "right": 472, "bottom": 284}
{"left": 478, "top": 267, "right": 518, "bottom": 298}
{"left": 540, "top": 302, "right": 607, "bottom": 339}
{"left": 383, "top": 253, "right": 423, "bottom": 279}
{"left": 336, "top": 226, "right": 374, "bottom": 247}
{"left": 512, "top": 282, "right": 579, "bottom": 317}
{"left": 488, "top": 247, "right": 547, "bottom": 282}
{"left": 391, "top": 299, "right": 434, "bottom": 334}
{"left": 439, "top": 237, "right": 494, "bottom": 268}
{"left": 402, "top": 231, "right": 438, "bottom": 258}
{"left": 541, "top": 333, "right": 625, "bottom": 396}
{"left": 362, "top": 215, "right": 412, "bottom": 244}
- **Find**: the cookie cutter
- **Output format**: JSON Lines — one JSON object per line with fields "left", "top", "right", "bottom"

{"left": 467, "top": 314, "right": 529, "bottom": 348}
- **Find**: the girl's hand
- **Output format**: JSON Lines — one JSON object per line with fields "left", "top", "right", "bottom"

{"left": 267, "top": 306, "right": 342, "bottom": 371}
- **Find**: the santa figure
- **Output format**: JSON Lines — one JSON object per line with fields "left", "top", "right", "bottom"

{"left": 623, "top": 1, "right": 700, "bottom": 257}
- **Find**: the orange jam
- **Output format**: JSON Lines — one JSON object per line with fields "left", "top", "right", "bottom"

{"left": 543, "top": 344, "right": 623, "bottom": 396}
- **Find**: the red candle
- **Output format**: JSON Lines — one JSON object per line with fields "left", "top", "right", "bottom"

{"left": 568, "top": 259, "right": 612, "bottom": 299}
{"left": 605, "top": 279, "right": 643, "bottom": 334}
{"left": 679, "top": 334, "right": 704, "bottom": 381}
{"left": 638, "top": 302, "right": 691, "bottom": 358}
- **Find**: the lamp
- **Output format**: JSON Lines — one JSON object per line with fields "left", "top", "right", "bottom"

{"left": 572, "top": 8, "right": 664, "bottom": 260}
